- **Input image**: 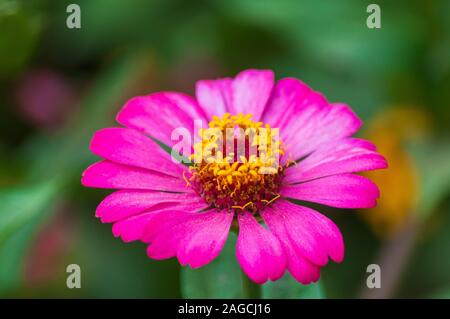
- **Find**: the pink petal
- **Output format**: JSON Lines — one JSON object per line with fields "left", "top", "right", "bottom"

{"left": 162, "top": 92, "right": 208, "bottom": 124}
{"left": 195, "top": 78, "right": 233, "bottom": 120}
{"left": 281, "top": 173, "right": 380, "bottom": 209}
{"left": 141, "top": 210, "right": 195, "bottom": 244}
{"left": 116, "top": 92, "right": 207, "bottom": 157}
{"left": 81, "top": 160, "right": 187, "bottom": 192}
{"left": 262, "top": 201, "right": 344, "bottom": 283}
{"left": 261, "top": 203, "right": 337, "bottom": 267}
{"left": 285, "top": 138, "right": 387, "bottom": 183}
{"left": 236, "top": 213, "right": 286, "bottom": 284}
{"left": 275, "top": 200, "right": 344, "bottom": 263}
{"left": 262, "top": 78, "right": 361, "bottom": 161}
{"left": 96, "top": 189, "right": 207, "bottom": 223}
{"left": 145, "top": 210, "right": 233, "bottom": 269}
{"left": 112, "top": 211, "right": 160, "bottom": 243}
{"left": 261, "top": 206, "right": 322, "bottom": 284}
{"left": 282, "top": 244, "right": 322, "bottom": 285}
{"left": 110, "top": 194, "right": 207, "bottom": 243}
{"left": 261, "top": 77, "right": 319, "bottom": 128}
{"left": 229, "top": 69, "right": 274, "bottom": 121}
{"left": 90, "top": 127, "right": 185, "bottom": 177}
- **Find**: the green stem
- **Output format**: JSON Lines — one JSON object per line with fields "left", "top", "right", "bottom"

{"left": 242, "top": 272, "right": 261, "bottom": 299}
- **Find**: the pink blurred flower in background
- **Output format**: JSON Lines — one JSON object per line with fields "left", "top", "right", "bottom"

{"left": 24, "top": 205, "right": 77, "bottom": 287}
{"left": 15, "top": 69, "right": 77, "bottom": 130}
{"left": 82, "top": 69, "right": 387, "bottom": 284}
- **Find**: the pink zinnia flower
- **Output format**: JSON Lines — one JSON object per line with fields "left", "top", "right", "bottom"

{"left": 81, "top": 69, "right": 387, "bottom": 284}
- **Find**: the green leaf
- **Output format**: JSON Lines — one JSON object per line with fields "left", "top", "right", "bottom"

{"left": 409, "top": 140, "right": 450, "bottom": 220}
{"left": 263, "top": 274, "right": 325, "bottom": 299}
{"left": 72, "top": 214, "right": 181, "bottom": 298}
{"left": 181, "top": 230, "right": 326, "bottom": 299}
{"left": 0, "top": 180, "right": 59, "bottom": 294}
{"left": 0, "top": 0, "right": 41, "bottom": 78}
{"left": 181, "top": 232, "right": 244, "bottom": 298}
{"left": 0, "top": 180, "right": 58, "bottom": 246}
{"left": 397, "top": 200, "right": 450, "bottom": 298}
{"left": 426, "top": 287, "right": 450, "bottom": 299}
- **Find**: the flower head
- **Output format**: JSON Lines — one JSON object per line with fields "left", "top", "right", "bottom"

{"left": 82, "top": 69, "right": 387, "bottom": 284}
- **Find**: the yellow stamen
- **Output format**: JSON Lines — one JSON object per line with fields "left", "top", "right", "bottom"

{"left": 189, "top": 113, "right": 286, "bottom": 213}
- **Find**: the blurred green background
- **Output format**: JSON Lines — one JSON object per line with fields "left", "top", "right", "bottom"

{"left": 0, "top": 0, "right": 449, "bottom": 298}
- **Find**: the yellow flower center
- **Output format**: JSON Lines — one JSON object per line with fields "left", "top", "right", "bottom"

{"left": 186, "top": 113, "right": 287, "bottom": 213}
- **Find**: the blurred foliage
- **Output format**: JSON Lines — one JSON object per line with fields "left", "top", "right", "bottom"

{"left": 399, "top": 198, "right": 450, "bottom": 298}
{"left": 182, "top": 231, "right": 325, "bottom": 298}
{"left": 0, "top": 0, "right": 449, "bottom": 298}
{"left": 0, "top": 0, "right": 42, "bottom": 79}
{"left": 410, "top": 141, "right": 450, "bottom": 220}
{"left": 263, "top": 275, "right": 324, "bottom": 299}
{"left": 0, "top": 180, "right": 59, "bottom": 294}
{"left": 181, "top": 232, "right": 243, "bottom": 298}
{"left": 361, "top": 108, "right": 429, "bottom": 237}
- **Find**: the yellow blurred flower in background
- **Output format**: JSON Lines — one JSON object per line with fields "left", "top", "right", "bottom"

{"left": 362, "top": 107, "right": 431, "bottom": 238}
